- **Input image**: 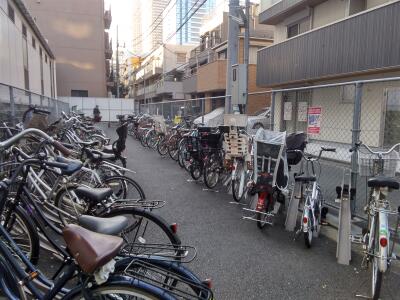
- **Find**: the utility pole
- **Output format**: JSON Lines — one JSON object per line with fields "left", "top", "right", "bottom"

{"left": 225, "top": 0, "right": 240, "bottom": 114}
{"left": 116, "top": 25, "right": 120, "bottom": 98}
{"left": 243, "top": 0, "right": 250, "bottom": 113}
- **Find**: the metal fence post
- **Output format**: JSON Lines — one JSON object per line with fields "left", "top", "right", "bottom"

{"left": 201, "top": 98, "right": 205, "bottom": 124}
{"left": 28, "top": 92, "right": 32, "bottom": 105}
{"left": 9, "top": 86, "right": 15, "bottom": 125}
{"left": 351, "top": 82, "right": 363, "bottom": 213}
{"left": 270, "top": 92, "right": 275, "bottom": 131}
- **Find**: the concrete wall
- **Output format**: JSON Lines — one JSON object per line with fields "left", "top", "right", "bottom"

{"left": 0, "top": 0, "right": 55, "bottom": 97}
{"left": 312, "top": 0, "right": 347, "bottom": 28}
{"left": 25, "top": 0, "right": 108, "bottom": 97}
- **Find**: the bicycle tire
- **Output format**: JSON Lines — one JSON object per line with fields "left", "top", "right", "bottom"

{"left": 203, "top": 153, "right": 221, "bottom": 189}
{"left": 232, "top": 161, "right": 245, "bottom": 202}
{"left": 3, "top": 205, "right": 40, "bottom": 265}
{"left": 371, "top": 217, "right": 383, "bottom": 300}
{"left": 167, "top": 135, "right": 179, "bottom": 161}
{"left": 64, "top": 278, "right": 176, "bottom": 300}
{"left": 190, "top": 163, "right": 202, "bottom": 180}
{"left": 157, "top": 136, "right": 168, "bottom": 156}
{"left": 100, "top": 175, "right": 146, "bottom": 201}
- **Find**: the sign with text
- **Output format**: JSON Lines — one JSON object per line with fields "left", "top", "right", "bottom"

{"left": 307, "top": 107, "right": 322, "bottom": 134}
{"left": 283, "top": 102, "right": 292, "bottom": 121}
{"left": 297, "top": 102, "right": 308, "bottom": 122}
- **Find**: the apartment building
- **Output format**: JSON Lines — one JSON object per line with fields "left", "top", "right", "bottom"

{"left": 25, "top": 0, "right": 112, "bottom": 97}
{"left": 133, "top": 44, "right": 194, "bottom": 103}
{"left": 182, "top": 8, "right": 274, "bottom": 114}
{"left": 163, "top": 0, "right": 216, "bottom": 45}
{"left": 132, "top": 0, "right": 169, "bottom": 56}
{"left": 0, "top": 0, "right": 56, "bottom": 97}
{"left": 257, "top": 0, "right": 400, "bottom": 147}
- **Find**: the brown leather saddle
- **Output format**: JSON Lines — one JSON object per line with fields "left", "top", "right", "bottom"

{"left": 63, "top": 224, "right": 123, "bottom": 273}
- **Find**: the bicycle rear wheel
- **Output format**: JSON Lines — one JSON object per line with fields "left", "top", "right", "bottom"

{"left": 371, "top": 216, "right": 383, "bottom": 300}
{"left": 203, "top": 153, "right": 221, "bottom": 189}
{"left": 168, "top": 135, "right": 179, "bottom": 161}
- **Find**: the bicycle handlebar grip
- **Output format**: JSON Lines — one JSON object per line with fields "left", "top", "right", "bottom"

{"left": 52, "top": 140, "right": 71, "bottom": 157}
{"left": 321, "top": 147, "right": 336, "bottom": 152}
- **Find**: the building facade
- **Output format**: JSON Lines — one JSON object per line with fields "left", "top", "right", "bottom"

{"left": 133, "top": 44, "right": 194, "bottom": 103}
{"left": 163, "top": 0, "right": 216, "bottom": 45}
{"left": 132, "top": 0, "right": 168, "bottom": 56}
{"left": 0, "top": 0, "right": 56, "bottom": 97}
{"left": 182, "top": 7, "right": 274, "bottom": 114}
{"left": 25, "top": 0, "right": 112, "bottom": 97}
{"left": 257, "top": 0, "right": 400, "bottom": 147}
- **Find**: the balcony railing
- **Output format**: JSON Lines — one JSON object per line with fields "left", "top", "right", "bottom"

{"left": 197, "top": 60, "right": 227, "bottom": 92}
{"left": 257, "top": 2, "right": 400, "bottom": 87}
{"left": 104, "top": 9, "right": 112, "bottom": 29}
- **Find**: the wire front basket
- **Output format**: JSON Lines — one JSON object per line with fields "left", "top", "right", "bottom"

{"left": 359, "top": 152, "right": 399, "bottom": 177}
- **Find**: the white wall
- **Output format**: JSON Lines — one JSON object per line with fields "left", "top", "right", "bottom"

{"left": 0, "top": 0, "right": 55, "bottom": 97}
{"left": 62, "top": 97, "right": 135, "bottom": 122}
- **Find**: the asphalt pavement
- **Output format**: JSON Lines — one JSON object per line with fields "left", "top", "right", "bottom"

{"left": 103, "top": 125, "right": 400, "bottom": 300}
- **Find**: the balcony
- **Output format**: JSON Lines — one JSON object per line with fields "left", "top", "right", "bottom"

{"left": 106, "top": 77, "right": 114, "bottom": 88}
{"left": 104, "top": 32, "right": 112, "bottom": 59}
{"left": 155, "top": 80, "right": 183, "bottom": 98}
{"left": 197, "top": 60, "right": 227, "bottom": 93}
{"left": 257, "top": 2, "right": 400, "bottom": 87}
{"left": 259, "top": 0, "right": 325, "bottom": 25}
{"left": 104, "top": 9, "right": 112, "bottom": 29}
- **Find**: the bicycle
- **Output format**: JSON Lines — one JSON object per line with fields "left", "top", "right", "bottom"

{"left": 350, "top": 141, "right": 400, "bottom": 299}
{"left": 288, "top": 147, "right": 336, "bottom": 248}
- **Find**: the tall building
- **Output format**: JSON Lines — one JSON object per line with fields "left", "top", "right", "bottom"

{"left": 0, "top": 0, "right": 56, "bottom": 98}
{"left": 163, "top": 0, "right": 216, "bottom": 45}
{"left": 132, "top": 0, "right": 168, "bottom": 56}
{"left": 25, "top": 0, "right": 112, "bottom": 97}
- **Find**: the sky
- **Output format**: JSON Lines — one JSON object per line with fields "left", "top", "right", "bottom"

{"left": 105, "top": 0, "right": 134, "bottom": 57}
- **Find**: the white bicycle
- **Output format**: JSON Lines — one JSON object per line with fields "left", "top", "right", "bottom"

{"left": 351, "top": 141, "right": 400, "bottom": 299}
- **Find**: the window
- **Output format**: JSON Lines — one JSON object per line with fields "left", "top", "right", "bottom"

{"left": 218, "top": 49, "right": 227, "bottom": 60}
{"left": 71, "top": 90, "right": 88, "bottom": 97}
{"left": 176, "top": 52, "right": 186, "bottom": 64}
{"left": 32, "top": 37, "right": 36, "bottom": 49}
{"left": 7, "top": 2, "right": 15, "bottom": 23}
{"left": 287, "top": 18, "right": 310, "bottom": 38}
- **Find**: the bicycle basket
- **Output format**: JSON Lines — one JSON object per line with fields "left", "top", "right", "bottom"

{"left": 25, "top": 113, "right": 49, "bottom": 131}
{"left": 358, "top": 152, "right": 399, "bottom": 177}
{"left": 286, "top": 132, "right": 307, "bottom": 166}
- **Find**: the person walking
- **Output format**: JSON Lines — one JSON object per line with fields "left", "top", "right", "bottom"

{"left": 93, "top": 105, "right": 101, "bottom": 122}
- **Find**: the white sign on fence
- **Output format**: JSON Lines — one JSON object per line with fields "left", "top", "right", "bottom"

{"left": 283, "top": 102, "right": 292, "bottom": 121}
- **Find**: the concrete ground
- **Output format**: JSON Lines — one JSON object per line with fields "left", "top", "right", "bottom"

{"left": 103, "top": 125, "right": 400, "bottom": 300}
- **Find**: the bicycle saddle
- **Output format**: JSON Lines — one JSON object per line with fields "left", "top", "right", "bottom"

{"left": 294, "top": 175, "right": 316, "bottom": 182}
{"left": 55, "top": 156, "right": 83, "bottom": 176}
{"left": 368, "top": 176, "right": 399, "bottom": 190}
{"left": 78, "top": 215, "right": 128, "bottom": 235}
{"left": 63, "top": 224, "right": 123, "bottom": 273}
{"left": 74, "top": 186, "right": 113, "bottom": 203}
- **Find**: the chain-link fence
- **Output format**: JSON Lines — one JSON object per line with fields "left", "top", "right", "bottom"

{"left": 0, "top": 82, "right": 70, "bottom": 124}
{"left": 271, "top": 78, "right": 400, "bottom": 220}
{"left": 138, "top": 77, "right": 400, "bottom": 222}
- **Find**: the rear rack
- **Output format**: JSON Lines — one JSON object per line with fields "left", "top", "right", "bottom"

{"left": 123, "top": 258, "right": 213, "bottom": 300}
{"left": 121, "top": 243, "right": 197, "bottom": 263}
{"left": 114, "top": 199, "right": 166, "bottom": 209}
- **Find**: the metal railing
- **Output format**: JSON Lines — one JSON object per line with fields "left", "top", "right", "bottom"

{"left": 0, "top": 82, "right": 70, "bottom": 125}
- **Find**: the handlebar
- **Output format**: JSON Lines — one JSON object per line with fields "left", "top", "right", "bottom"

{"left": 0, "top": 128, "right": 70, "bottom": 157}
{"left": 287, "top": 147, "right": 336, "bottom": 162}
{"left": 349, "top": 141, "right": 400, "bottom": 155}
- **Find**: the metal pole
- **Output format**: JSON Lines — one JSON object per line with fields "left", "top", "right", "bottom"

{"left": 351, "top": 82, "right": 363, "bottom": 214}
{"left": 116, "top": 26, "right": 120, "bottom": 98}
{"left": 201, "top": 98, "right": 205, "bottom": 124}
{"left": 270, "top": 92, "right": 275, "bottom": 130}
{"left": 243, "top": 0, "right": 250, "bottom": 113}
{"left": 225, "top": 0, "right": 240, "bottom": 114}
{"left": 9, "top": 86, "right": 15, "bottom": 125}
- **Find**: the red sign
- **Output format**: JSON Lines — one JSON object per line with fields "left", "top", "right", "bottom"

{"left": 307, "top": 107, "right": 322, "bottom": 135}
